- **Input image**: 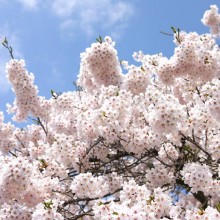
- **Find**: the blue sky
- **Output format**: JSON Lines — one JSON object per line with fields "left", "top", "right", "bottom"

{"left": 0, "top": 0, "right": 219, "bottom": 123}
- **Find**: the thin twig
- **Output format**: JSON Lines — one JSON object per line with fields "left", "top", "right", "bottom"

{"left": 179, "top": 132, "right": 211, "bottom": 158}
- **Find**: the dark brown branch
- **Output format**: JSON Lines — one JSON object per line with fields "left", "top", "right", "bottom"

{"left": 37, "top": 117, "right": 48, "bottom": 136}
{"left": 179, "top": 132, "right": 211, "bottom": 158}
{"left": 62, "top": 187, "right": 122, "bottom": 207}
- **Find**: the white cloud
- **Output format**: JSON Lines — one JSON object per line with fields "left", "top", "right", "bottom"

{"left": 17, "top": 0, "right": 39, "bottom": 9}
{"left": 51, "top": 0, "right": 78, "bottom": 17}
{"left": 60, "top": 19, "right": 76, "bottom": 31}
{"left": 14, "top": 0, "right": 135, "bottom": 38}
{"left": 52, "top": 0, "right": 134, "bottom": 37}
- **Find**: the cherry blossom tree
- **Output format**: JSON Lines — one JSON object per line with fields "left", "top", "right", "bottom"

{"left": 0, "top": 5, "right": 220, "bottom": 220}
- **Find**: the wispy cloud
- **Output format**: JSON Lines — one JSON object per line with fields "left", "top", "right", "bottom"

{"left": 14, "top": 0, "right": 135, "bottom": 38}
{"left": 17, "top": 0, "right": 39, "bottom": 10}
{"left": 52, "top": 0, "right": 134, "bottom": 37}
{"left": 51, "top": 0, "right": 78, "bottom": 17}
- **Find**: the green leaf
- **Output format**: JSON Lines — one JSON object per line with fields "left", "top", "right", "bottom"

{"left": 216, "top": 202, "right": 220, "bottom": 212}
{"left": 147, "top": 195, "right": 155, "bottom": 205}
{"left": 50, "top": 89, "right": 55, "bottom": 96}
{"left": 2, "top": 37, "right": 8, "bottom": 45}
{"left": 96, "top": 35, "right": 103, "bottom": 43}
{"left": 102, "top": 111, "right": 107, "bottom": 117}
{"left": 171, "top": 26, "right": 176, "bottom": 33}
{"left": 43, "top": 200, "right": 53, "bottom": 210}
{"left": 140, "top": 66, "right": 145, "bottom": 72}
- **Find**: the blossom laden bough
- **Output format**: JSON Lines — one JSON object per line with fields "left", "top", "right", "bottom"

{"left": 0, "top": 5, "right": 220, "bottom": 220}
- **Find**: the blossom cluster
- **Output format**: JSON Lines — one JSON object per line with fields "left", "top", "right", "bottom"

{"left": 0, "top": 5, "right": 220, "bottom": 220}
